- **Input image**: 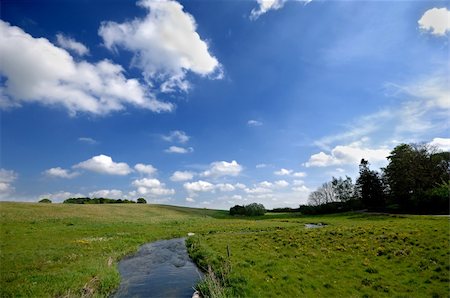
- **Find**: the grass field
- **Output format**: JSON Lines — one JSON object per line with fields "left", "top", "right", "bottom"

{"left": 1, "top": 202, "right": 449, "bottom": 297}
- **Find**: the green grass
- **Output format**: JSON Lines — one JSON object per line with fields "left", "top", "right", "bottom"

{"left": 1, "top": 202, "right": 449, "bottom": 297}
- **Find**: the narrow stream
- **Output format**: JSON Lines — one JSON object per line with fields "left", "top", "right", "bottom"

{"left": 114, "top": 238, "right": 203, "bottom": 298}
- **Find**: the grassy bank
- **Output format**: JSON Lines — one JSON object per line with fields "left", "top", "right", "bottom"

{"left": 1, "top": 202, "right": 449, "bottom": 297}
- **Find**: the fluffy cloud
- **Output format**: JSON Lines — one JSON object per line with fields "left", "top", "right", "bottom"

{"left": 56, "top": 33, "right": 89, "bottom": 56}
{"left": 0, "top": 20, "right": 173, "bottom": 114}
{"left": 88, "top": 189, "right": 123, "bottom": 199}
{"left": 134, "top": 163, "right": 157, "bottom": 176}
{"left": 429, "top": 137, "right": 450, "bottom": 151}
{"left": 170, "top": 171, "right": 195, "bottom": 182}
{"left": 250, "top": 0, "right": 311, "bottom": 20}
{"left": 99, "top": 0, "right": 221, "bottom": 92}
{"left": 183, "top": 180, "right": 215, "bottom": 193}
{"left": 44, "top": 167, "right": 80, "bottom": 179}
{"left": 164, "top": 146, "right": 194, "bottom": 154}
{"left": 132, "top": 178, "right": 175, "bottom": 196}
{"left": 274, "top": 180, "right": 289, "bottom": 188}
{"left": 304, "top": 141, "right": 390, "bottom": 167}
{"left": 0, "top": 168, "right": 17, "bottom": 198}
{"left": 274, "top": 168, "right": 306, "bottom": 177}
{"left": 216, "top": 183, "right": 236, "bottom": 192}
{"left": 185, "top": 197, "right": 195, "bottom": 203}
{"left": 247, "top": 120, "right": 263, "bottom": 127}
{"left": 201, "top": 160, "right": 243, "bottom": 178}
{"left": 418, "top": 8, "right": 450, "bottom": 36}
{"left": 74, "top": 154, "right": 132, "bottom": 175}
{"left": 162, "top": 130, "right": 190, "bottom": 143}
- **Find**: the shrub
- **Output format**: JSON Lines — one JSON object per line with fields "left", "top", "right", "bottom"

{"left": 229, "top": 203, "right": 266, "bottom": 216}
{"left": 38, "top": 198, "right": 52, "bottom": 203}
{"left": 137, "top": 198, "right": 147, "bottom": 204}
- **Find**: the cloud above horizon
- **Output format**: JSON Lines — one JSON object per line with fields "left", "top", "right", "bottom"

{"left": 99, "top": 0, "right": 222, "bottom": 93}
{"left": 0, "top": 20, "right": 173, "bottom": 115}
{"left": 74, "top": 154, "right": 132, "bottom": 175}
{"left": 418, "top": 7, "right": 450, "bottom": 36}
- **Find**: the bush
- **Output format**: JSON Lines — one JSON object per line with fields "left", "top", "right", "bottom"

{"left": 300, "top": 200, "right": 363, "bottom": 215}
{"left": 38, "top": 198, "right": 52, "bottom": 203}
{"left": 229, "top": 203, "right": 266, "bottom": 216}
{"left": 137, "top": 198, "right": 147, "bottom": 204}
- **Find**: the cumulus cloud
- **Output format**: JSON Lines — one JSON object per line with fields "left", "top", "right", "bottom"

{"left": 89, "top": 189, "right": 123, "bottom": 199}
{"left": 274, "top": 180, "right": 289, "bottom": 188}
{"left": 247, "top": 120, "right": 263, "bottom": 127}
{"left": 170, "top": 171, "right": 195, "bottom": 182}
{"left": 74, "top": 154, "right": 132, "bottom": 175}
{"left": 201, "top": 160, "right": 243, "bottom": 178}
{"left": 183, "top": 180, "right": 215, "bottom": 193}
{"left": 418, "top": 8, "right": 450, "bottom": 36}
{"left": 185, "top": 197, "right": 195, "bottom": 202}
{"left": 250, "top": 0, "right": 311, "bottom": 20}
{"left": 429, "top": 137, "right": 450, "bottom": 151}
{"left": 44, "top": 167, "right": 80, "bottom": 179}
{"left": 304, "top": 141, "right": 390, "bottom": 167}
{"left": 164, "top": 146, "right": 194, "bottom": 154}
{"left": 274, "top": 168, "right": 292, "bottom": 176}
{"left": 0, "top": 168, "right": 17, "bottom": 198}
{"left": 0, "top": 20, "right": 173, "bottom": 115}
{"left": 216, "top": 183, "right": 236, "bottom": 192}
{"left": 132, "top": 178, "right": 175, "bottom": 196}
{"left": 99, "top": 0, "right": 222, "bottom": 93}
{"left": 56, "top": 33, "right": 89, "bottom": 56}
{"left": 134, "top": 163, "right": 157, "bottom": 176}
{"left": 162, "top": 130, "right": 190, "bottom": 143}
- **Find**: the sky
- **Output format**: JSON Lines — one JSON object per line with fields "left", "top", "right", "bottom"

{"left": 0, "top": 0, "right": 449, "bottom": 209}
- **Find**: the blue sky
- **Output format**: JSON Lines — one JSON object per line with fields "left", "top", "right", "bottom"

{"left": 1, "top": 0, "right": 449, "bottom": 209}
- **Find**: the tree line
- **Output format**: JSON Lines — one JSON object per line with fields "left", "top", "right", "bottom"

{"left": 302, "top": 143, "right": 449, "bottom": 215}
{"left": 62, "top": 197, "right": 147, "bottom": 204}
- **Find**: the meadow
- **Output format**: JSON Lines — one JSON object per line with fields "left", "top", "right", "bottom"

{"left": 1, "top": 202, "right": 449, "bottom": 297}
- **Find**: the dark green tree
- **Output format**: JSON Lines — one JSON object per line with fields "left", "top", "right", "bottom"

{"left": 137, "top": 198, "right": 147, "bottom": 204}
{"left": 356, "top": 159, "right": 385, "bottom": 210}
{"left": 38, "top": 198, "right": 52, "bottom": 203}
{"left": 331, "top": 176, "right": 354, "bottom": 202}
{"left": 383, "top": 143, "right": 449, "bottom": 212}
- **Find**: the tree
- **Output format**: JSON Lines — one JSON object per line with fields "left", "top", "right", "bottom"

{"left": 383, "top": 143, "right": 450, "bottom": 212}
{"left": 331, "top": 176, "right": 355, "bottom": 202}
{"left": 229, "top": 203, "right": 266, "bottom": 216}
{"left": 356, "top": 159, "right": 385, "bottom": 210}
{"left": 137, "top": 198, "right": 147, "bottom": 204}
{"left": 38, "top": 198, "right": 52, "bottom": 203}
{"left": 307, "top": 182, "right": 336, "bottom": 206}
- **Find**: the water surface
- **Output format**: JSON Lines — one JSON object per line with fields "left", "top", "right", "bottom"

{"left": 114, "top": 238, "right": 202, "bottom": 298}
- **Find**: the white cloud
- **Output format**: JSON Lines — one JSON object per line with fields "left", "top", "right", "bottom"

{"left": 165, "top": 146, "right": 193, "bottom": 154}
{"left": 78, "top": 137, "right": 98, "bottom": 144}
{"left": 56, "top": 33, "right": 89, "bottom": 56}
{"left": 183, "top": 180, "right": 215, "bottom": 193}
{"left": 185, "top": 197, "right": 195, "bottom": 203}
{"left": 304, "top": 141, "right": 390, "bottom": 167}
{"left": 216, "top": 183, "right": 236, "bottom": 192}
{"left": 274, "top": 180, "right": 289, "bottom": 188}
{"left": 98, "top": 0, "right": 222, "bottom": 93}
{"left": 418, "top": 8, "right": 450, "bottom": 36}
{"left": 0, "top": 20, "right": 173, "bottom": 115}
{"left": 132, "top": 178, "right": 175, "bottom": 196}
{"left": 0, "top": 168, "right": 17, "bottom": 198}
{"left": 162, "top": 130, "right": 190, "bottom": 143}
{"left": 256, "top": 163, "right": 268, "bottom": 168}
{"left": 134, "top": 163, "right": 157, "bottom": 176}
{"left": 44, "top": 167, "right": 80, "bottom": 179}
{"left": 429, "top": 137, "right": 450, "bottom": 151}
{"left": 250, "top": 0, "right": 311, "bottom": 20}
{"left": 274, "top": 168, "right": 292, "bottom": 176}
{"left": 247, "top": 120, "right": 263, "bottom": 127}
{"left": 74, "top": 154, "right": 132, "bottom": 175}
{"left": 201, "top": 160, "right": 243, "bottom": 178}
{"left": 170, "top": 171, "right": 195, "bottom": 182}
{"left": 89, "top": 189, "right": 123, "bottom": 199}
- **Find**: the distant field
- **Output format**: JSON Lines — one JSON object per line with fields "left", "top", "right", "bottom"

{"left": 1, "top": 202, "right": 449, "bottom": 297}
